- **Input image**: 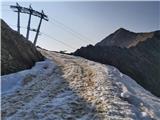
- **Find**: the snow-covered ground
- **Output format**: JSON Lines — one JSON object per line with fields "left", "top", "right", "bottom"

{"left": 1, "top": 59, "right": 56, "bottom": 94}
{"left": 1, "top": 49, "right": 160, "bottom": 120}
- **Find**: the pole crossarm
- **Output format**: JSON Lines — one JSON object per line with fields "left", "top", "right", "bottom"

{"left": 10, "top": 3, "right": 48, "bottom": 21}
{"left": 10, "top": 3, "right": 49, "bottom": 46}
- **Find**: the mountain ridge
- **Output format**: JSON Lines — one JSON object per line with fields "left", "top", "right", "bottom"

{"left": 96, "top": 28, "right": 156, "bottom": 48}
{"left": 74, "top": 29, "right": 160, "bottom": 97}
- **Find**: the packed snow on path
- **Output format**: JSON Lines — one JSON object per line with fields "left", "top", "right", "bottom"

{"left": 2, "top": 50, "right": 160, "bottom": 120}
{"left": 2, "top": 59, "right": 98, "bottom": 120}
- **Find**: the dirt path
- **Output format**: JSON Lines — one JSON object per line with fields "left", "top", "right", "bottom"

{"left": 40, "top": 50, "right": 160, "bottom": 120}
{"left": 2, "top": 50, "right": 160, "bottom": 120}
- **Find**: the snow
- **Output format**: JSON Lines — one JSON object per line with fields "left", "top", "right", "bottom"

{"left": 2, "top": 57, "right": 97, "bottom": 120}
{"left": 1, "top": 59, "right": 56, "bottom": 95}
{"left": 2, "top": 50, "right": 160, "bottom": 120}
{"left": 105, "top": 65, "right": 160, "bottom": 119}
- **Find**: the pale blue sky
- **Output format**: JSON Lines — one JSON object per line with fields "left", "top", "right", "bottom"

{"left": 1, "top": 1, "right": 160, "bottom": 52}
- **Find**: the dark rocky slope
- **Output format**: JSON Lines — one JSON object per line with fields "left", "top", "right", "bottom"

{"left": 96, "top": 28, "right": 154, "bottom": 48}
{"left": 1, "top": 19, "right": 44, "bottom": 75}
{"left": 74, "top": 29, "right": 160, "bottom": 97}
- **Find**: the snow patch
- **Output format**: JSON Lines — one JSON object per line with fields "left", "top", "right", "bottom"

{"left": 105, "top": 65, "right": 160, "bottom": 119}
{"left": 1, "top": 59, "right": 56, "bottom": 94}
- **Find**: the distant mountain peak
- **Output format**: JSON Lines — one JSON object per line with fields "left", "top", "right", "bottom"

{"left": 96, "top": 28, "right": 157, "bottom": 48}
{"left": 115, "top": 28, "right": 133, "bottom": 34}
{"left": 117, "top": 27, "right": 127, "bottom": 31}
{"left": 96, "top": 28, "right": 136, "bottom": 48}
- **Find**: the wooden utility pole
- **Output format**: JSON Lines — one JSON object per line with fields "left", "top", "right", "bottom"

{"left": 33, "top": 10, "right": 43, "bottom": 45}
{"left": 10, "top": 3, "right": 48, "bottom": 45}
{"left": 26, "top": 5, "right": 33, "bottom": 40}
{"left": 10, "top": 3, "right": 21, "bottom": 33}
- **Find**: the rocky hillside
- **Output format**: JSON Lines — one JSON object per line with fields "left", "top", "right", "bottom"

{"left": 74, "top": 29, "right": 160, "bottom": 97}
{"left": 1, "top": 19, "right": 44, "bottom": 75}
{"left": 96, "top": 28, "right": 154, "bottom": 48}
{"left": 2, "top": 49, "right": 160, "bottom": 120}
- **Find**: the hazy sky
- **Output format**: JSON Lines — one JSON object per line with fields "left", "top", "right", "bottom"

{"left": 1, "top": 1, "right": 160, "bottom": 52}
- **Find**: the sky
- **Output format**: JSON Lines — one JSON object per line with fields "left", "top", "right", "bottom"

{"left": 1, "top": 1, "right": 160, "bottom": 52}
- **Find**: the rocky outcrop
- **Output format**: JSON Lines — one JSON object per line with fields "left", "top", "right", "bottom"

{"left": 1, "top": 19, "right": 44, "bottom": 75}
{"left": 74, "top": 29, "right": 160, "bottom": 97}
{"left": 96, "top": 28, "right": 154, "bottom": 48}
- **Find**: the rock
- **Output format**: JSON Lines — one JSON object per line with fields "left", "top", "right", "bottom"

{"left": 1, "top": 19, "right": 44, "bottom": 75}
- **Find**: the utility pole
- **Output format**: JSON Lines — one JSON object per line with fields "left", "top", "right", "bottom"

{"left": 10, "top": 3, "right": 21, "bottom": 33}
{"left": 34, "top": 10, "right": 44, "bottom": 45}
{"left": 10, "top": 3, "right": 48, "bottom": 45}
{"left": 17, "top": 6, "right": 20, "bottom": 33}
{"left": 26, "top": 5, "right": 33, "bottom": 40}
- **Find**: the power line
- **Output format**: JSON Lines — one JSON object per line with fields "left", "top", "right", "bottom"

{"left": 5, "top": 18, "right": 92, "bottom": 51}
{"left": 48, "top": 16, "right": 94, "bottom": 43}
{"left": 7, "top": 24, "right": 75, "bottom": 50}
{"left": 52, "top": 17, "right": 94, "bottom": 43}
{"left": 10, "top": 3, "right": 49, "bottom": 46}
{"left": 3, "top": 3, "right": 94, "bottom": 44}
{"left": 49, "top": 20, "right": 90, "bottom": 44}
{"left": 42, "top": 32, "right": 76, "bottom": 50}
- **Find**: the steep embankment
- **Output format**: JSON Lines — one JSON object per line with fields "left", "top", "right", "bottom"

{"left": 74, "top": 30, "right": 160, "bottom": 97}
{"left": 2, "top": 49, "right": 160, "bottom": 120}
{"left": 1, "top": 19, "right": 44, "bottom": 75}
